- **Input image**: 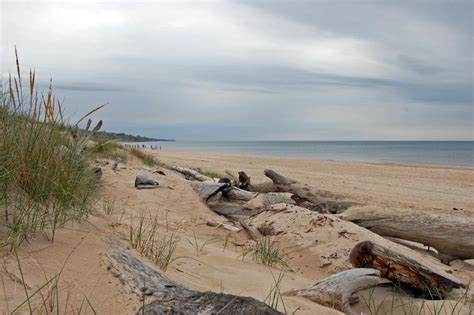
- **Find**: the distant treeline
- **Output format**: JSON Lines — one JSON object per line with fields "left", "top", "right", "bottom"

{"left": 93, "top": 131, "right": 175, "bottom": 142}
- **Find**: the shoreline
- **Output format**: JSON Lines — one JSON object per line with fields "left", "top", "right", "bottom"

{"left": 149, "top": 147, "right": 474, "bottom": 170}
{"left": 150, "top": 148, "right": 474, "bottom": 216}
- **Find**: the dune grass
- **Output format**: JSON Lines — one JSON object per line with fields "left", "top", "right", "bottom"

{"left": 129, "top": 147, "right": 170, "bottom": 169}
{"left": 253, "top": 237, "right": 287, "bottom": 268}
{"left": 0, "top": 49, "right": 100, "bottom": 249}
{"left": 129, "top": 215, "right": 180, "bottom": 271}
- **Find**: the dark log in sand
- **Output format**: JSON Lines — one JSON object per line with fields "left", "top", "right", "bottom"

{"left": 263, "top": 169, "right": 358, "bottom": 213}
{"left": 105, "top": 242, "right": 281, "bottom": 315}
{"left": 135, "top": 175, "right": 159, "bottom": 189}
{"left": 341, "top": 206, "right": 474, "bottom": 263}
{"left": 350, "top": 241, "right": 464, "bottom": 297}
{"left": 284, "top": 268, "right": 381, "bottom": 315}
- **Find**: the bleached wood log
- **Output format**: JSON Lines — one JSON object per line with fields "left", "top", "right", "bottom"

{"left": 243, "top": 192, "right": 295, "bottom": 211}
{"left": 283, "top": 268, "right": 381, "bottom": 314}
{"left": 190, "top": 181, "right": 227, "bottom": 200}
{"left": 264, "top": 169, "right": 358, "bottom": 213}
{"left": 223, "top": 187, "right": 257, "bottom": 201}
{"left": 350, "top": 241, "right": 464, "bottom": 297}
{"left": 173, "top": 166, "right": 213, "bottom": 182}
{"left": 105, "top": 242, "right": 281, "bottom": 314}
{"left": 340, "top": 206, "right": 474, "bottom": 263}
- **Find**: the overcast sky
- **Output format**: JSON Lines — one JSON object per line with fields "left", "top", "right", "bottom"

{"left": 2, "top": 0, "right": 473, "bottom": 140}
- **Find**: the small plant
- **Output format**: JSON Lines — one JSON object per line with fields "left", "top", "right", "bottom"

{"left": 129, "top": 215, "right": 180, "bottom": 271}
{"left": 129, "top": 148, "right": 170, "bottom": 169}
{"left": 186, "top": 229, "right": 220, "bottom": 256}
{"left": 102, "top": 201, "right": 115, "bottom": 215}
{"left": 264, "top": 268, "right": 287, "bottom": 313}
{"left": 253, "top": 237, "right": 287, "bottom": 268}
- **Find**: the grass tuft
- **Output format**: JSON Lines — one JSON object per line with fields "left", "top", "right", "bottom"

{"left": 1, "top": 49, "right": 100, "bottom": 249}
{"left": 253, "top": 237, "right": 287, "bottom": 268}
{"left": 129, "top": 215, "right": 180, "bottom": 271}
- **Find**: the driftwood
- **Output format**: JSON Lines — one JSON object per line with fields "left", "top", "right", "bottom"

{"left": 350, "top": 241, "right": 464, "bottom": 297}
{"left": 243, "top": 192, "right": 295, "bottom": 211}
{"left": 105, "top": 242, "right": 281, "bottom": 314}
{"left": 173, "top": 166, "right": 213, "bottom": 182}
{"left": 224, "top": 187, "right": 257, "bottom": 201}
{"left": 284, "top": 268, "right": 381, "bottom": 314}
{"left": 134, "top": 175, "right": 159, "bottom": 189}
{"left": 237, "top": 171, "right": 277, "bottom": 193}
{"left": 263, "top": 169, "right": 358, "bottom": 213}
{"left": 341, "top": 206, "right": 474, "bottom": 263}
{"left": 190, "top": 181, "right": 227, "bottom": 200}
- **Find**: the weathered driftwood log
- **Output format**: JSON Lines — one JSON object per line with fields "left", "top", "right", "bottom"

{"left": 237, "top": 171, "right": 277, "bottom": 193}
{"left": 283, "top": 268, "right": 381, "bottom": 314}
{"left": 224, "top": 187, "right": 257, "bottom": 201}
{"left": 350, "top": 241, "right": 464, "bottom": 297}
{"left": 190, "top": 181, "right": 227, "bottom": 200}
{"left": 243, "top": 192, "right": 295, "bottom": 211}
{"left": 264, "top": 169, "right": 358, "bottom": 213}
{"left": 173, "top": 166, "right": 213, "bottom": 182}
{"left": 105, "top": 242, "right": 281, "bottom": 315}
{"left": 340, "top": 206, "right": 474, "bottom": 263}
{"left": 134, "top": 175, "right": 159, "bottom": 189}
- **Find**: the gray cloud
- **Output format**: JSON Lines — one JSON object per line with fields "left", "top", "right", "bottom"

{"left": 1, "top": 0, "right": 472, "bottom": 140}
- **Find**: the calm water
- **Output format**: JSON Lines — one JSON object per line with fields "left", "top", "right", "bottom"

{"left": 139, "top": 141, "right": 474, "bottom": 166}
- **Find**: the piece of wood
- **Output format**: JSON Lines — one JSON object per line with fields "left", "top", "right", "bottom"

{"left": 340, "top": 206, "right": 474, "bottom": 263}
{"left": 173, "top": 166, "right": 213, "bottom": 182}
{"left": 134, "top": 175, "right": 159, "bottom": 189}
{"left": 283, "top": 268, "right": 381, "bottom": 315}
{"left": 190, "top": 181, "right": 227, "bottom": 200}
{"left": 350, "top": 241, "right": 464, "bottom": 297}
{"left": 105, "top": 241, "right": 281, "bottom": 315}
{"left": 223, "top": 187, "right": 257, "bottom": 201}
{"left": 264, "top": 169, "right": 358, "bottom": 213}
{"left": 243, "top": 192, "right": 295, "bottom": 211}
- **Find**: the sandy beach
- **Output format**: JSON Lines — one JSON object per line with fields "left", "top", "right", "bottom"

{"left": 2, "top": 149, "right": 473, "bottom": 314}
{"left": 152, "top": 149, "right": 474, "bottom": 215}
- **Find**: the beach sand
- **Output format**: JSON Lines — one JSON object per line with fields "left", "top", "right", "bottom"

{"left": 2, "top": 149, "right": 473, "bottom": 314}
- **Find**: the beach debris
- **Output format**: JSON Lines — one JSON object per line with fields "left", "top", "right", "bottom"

{"left": 243, "top": 192, "right": 295, "bottom": 211}
{"left": 93, "top": 166, "right": 103, "bottom": 179}
{"left": 153, "top": 170, "right": 166, "bottom": 176}
{"left": 257, "top": 222, "right": 276, "bottom": 236}
{"left": 111, "top": 160, "right": 118, "bottom": 170}
{"left": 341, "top": 205, "right": 474, "bottom": 263}
{"left": 350, "top": 241, "right": 464, "bottom": 297}
{"left": 283, "top": 268, "right": 381, "bottom": 315}
{"left": 262, "top": 169, "right": 359, "bottom": 214}
{"left": 190, "top": 181, "right": 228, "bottom": 200}
{"left": 173, "top": 166, "right": 213, "bottom": 182}
{"left": 105, "top": 242, "right": 280, "bottom": 314}
{"left": 206, "top": 218, "right": 241, "bottom": 233}
{"left": 134, "top": 175, "right": 159, "bottom": 189}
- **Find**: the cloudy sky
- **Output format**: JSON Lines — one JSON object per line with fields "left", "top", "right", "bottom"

{"left": 2, "top": 0, "right": 473, "bottom": 140}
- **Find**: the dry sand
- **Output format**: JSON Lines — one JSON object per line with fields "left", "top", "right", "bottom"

{"left": 1, "top": 149, "right": 473, "bottom": 314}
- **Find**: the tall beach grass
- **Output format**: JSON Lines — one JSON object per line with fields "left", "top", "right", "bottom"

{"left": 1, "top": 49, "right": 100, "bottom": 249}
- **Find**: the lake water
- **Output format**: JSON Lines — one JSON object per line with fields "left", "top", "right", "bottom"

{"left": 137, "top": 141, "right": 474, "bottom": 166}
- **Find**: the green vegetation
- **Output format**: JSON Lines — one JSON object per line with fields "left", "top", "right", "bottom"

{"left": 129, "top": 147, "right": 171, "bottom": 169}
{"left": 88, "top": 138, "right": 128, "bottom": 162}
{"left": 253, "top": 237, "right": 287, "bottom": 268}
{"left": 92, "top": 130, "right": 173, "bottom": 143}
{"left": 0, "top": 50, "right": 99, "bottom": 249}
{"left": 129, "top": 215, "right": 180, "bottom": 271}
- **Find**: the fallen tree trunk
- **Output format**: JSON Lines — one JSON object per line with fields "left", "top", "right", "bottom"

{"left": 264, "top": 169, "right": 358, "bottom": 213}
{"left": 340, "top": 206, "right": 474, "bottom": 263}
{"left": 283, "top": 268, "right": 381, "bottom": 315}
{"left": 105, "top": 241, "right": 281, "bottom": 315}
{"left": 173, "top": 166, "right": 213, "bottom": 182}
{"left": 350, "top": 241, "right": 464, "bottom": 297}
{"left": 190, "top": 181, "right": 227, "bottom": 200}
